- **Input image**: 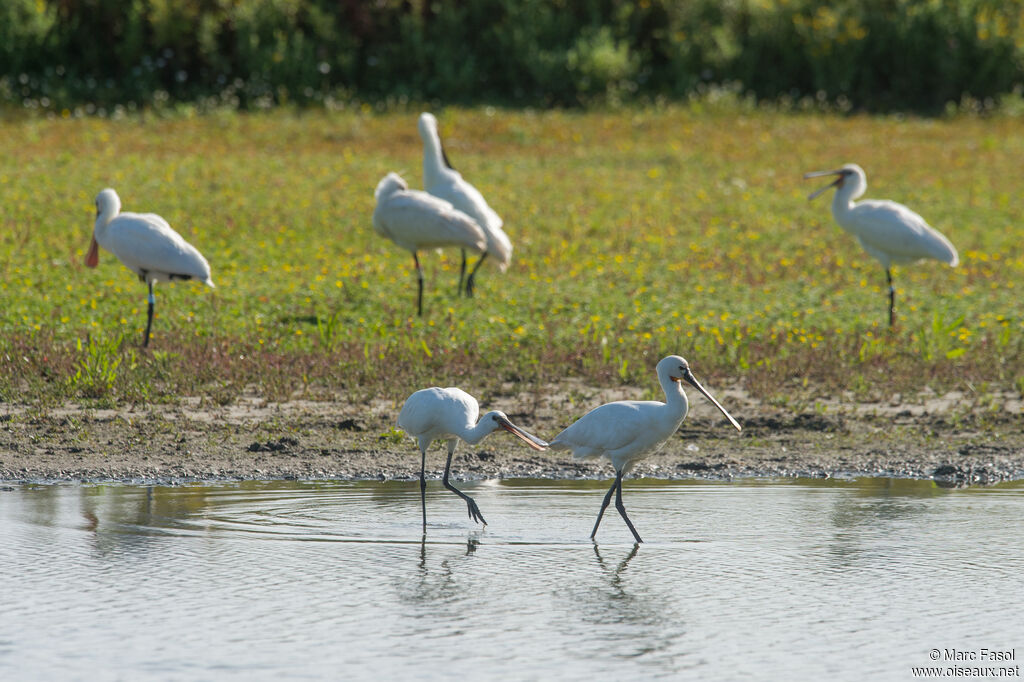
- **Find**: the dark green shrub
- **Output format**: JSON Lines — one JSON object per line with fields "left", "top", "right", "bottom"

{"left": 1, "top": 0, "right": 1021, "bottom": 113}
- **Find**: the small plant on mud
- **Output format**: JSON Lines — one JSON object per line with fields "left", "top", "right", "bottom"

{"left": 68, "top": 334, "right": 125, "bottom": 398}
{"left": 617, "top": 358, "right": 630, "bottom": 383}
{"left": 919, "top": 311, "right": 968, "bottom": 361}
{"left": 316, "top": 311, "right": 341, "bottom": 351}
{"left": 380, "top": 427, "right": 405, "bottom": 445}
{"left": 205, "top": 380, "right": 241, "bottom": 406}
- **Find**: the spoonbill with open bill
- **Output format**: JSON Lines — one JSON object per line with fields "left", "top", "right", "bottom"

{"left": 804, "top": 163, "right": 959, "bottom": 327}
{"left": 548, "top": 355, "right": 741, "bottom": 544}
{"left": 373, "top": 172, "right": 486, "bottom": 316}
{"left": 419, "top": 112, "right": 512, "bottom": 297}
{"left": 398, "top": 387, "right": 548, "bottom": 533}
{"left": 86, "top": 188, "right": 214, "bottom": 347}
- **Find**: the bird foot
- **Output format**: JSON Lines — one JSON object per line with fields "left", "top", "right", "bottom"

{"left": 466, "top": 499, "right": 487, "bottom": 526}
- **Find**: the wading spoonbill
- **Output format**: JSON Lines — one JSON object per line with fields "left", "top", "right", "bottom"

{"left": 373, "top": 172, "right": 486, "bottom": 316}
{"left": 419, "top": 112, "right": 512, "bottom": 297}
{"left": 86, "top": 188, "right": 214, "bottom": 347}
{"left": 398, "top": 387, "right": 548, "bottom": 533}
{"left": 549, "top": 355, "right": 741, "bottom": 544}
{"left": 804, "top": 163, "right": 959, "bottom": 327}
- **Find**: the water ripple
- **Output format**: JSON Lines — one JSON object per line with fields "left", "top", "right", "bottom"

{"left": 1, "top": 478, "right": 1023, "bottom": 680}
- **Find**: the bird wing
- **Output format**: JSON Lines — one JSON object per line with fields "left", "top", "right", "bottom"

{"left": 398, "top": 387, "right": 479, "bottom": 437}
{"left": 551, "top": 401, "right": 665, "bottom": 459}
{"left": 847, "top": 200, "right": 959, "bottom": 266}
{"left": 374, "top": 190, "right": 486, "bottom": 253}
{"left": 102, "top": 212, "right": 213, "bottom": 281}
{"left": 426, "top": 176, "right": 511, "bottom": 270}
{"left": 429, "top": 176, "right": 504, "bottom": 231}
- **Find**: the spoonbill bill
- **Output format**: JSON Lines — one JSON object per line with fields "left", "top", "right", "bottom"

{"left": 86, "top": 188, "right": 214, "bottom": 347}
{"left": 419, "top": 112, "right": 511, "bottom": 297}
{"left": 804, "top": 163, "right": 959, "bottom": 327}
{"left": 373, "top": 172, "right": 486, "bottom": 316}
{"left": 398, "top": 387, "right": 548, "bottom": 533}
{"left": 549, "top": 355, "right": 741, "bottom": 544}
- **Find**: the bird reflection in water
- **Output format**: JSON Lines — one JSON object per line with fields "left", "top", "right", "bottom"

{"left": 417, "top": 534, "right": 480, "bottom": 571}
{"left": 593, "top": 542, "right": 640, "bottom": 588}
{"left": 583, "top": 543, "right": 685, "bottom": 660}
{"left": 402, "top": 533, "right": 483, "bottom": 608}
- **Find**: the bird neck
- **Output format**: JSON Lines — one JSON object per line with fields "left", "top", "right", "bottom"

{"left": 830, "top": 187, "right": 858, "bottom": 229}
{"left": 662, "top": 376, "right": 689, "bottom": 419}
{"left": 422, "top": 132, "right": 451, "bottom": 189}
{"left": 94, "top": 211, "right": 117, "bottom": 243}
{"left": 829, "top": 172, "right": 867, "bottom": 227}
{"left": 461, "top": 418, "right": 497, "bottom": 445}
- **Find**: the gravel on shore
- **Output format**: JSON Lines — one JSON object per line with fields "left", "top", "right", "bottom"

{"left": 2, "top": 385, "right": 1022, "bottom": 486}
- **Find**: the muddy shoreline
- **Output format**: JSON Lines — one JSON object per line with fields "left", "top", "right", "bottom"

{"left": 2, "top": 384, "right": 1022, "bottom": 486}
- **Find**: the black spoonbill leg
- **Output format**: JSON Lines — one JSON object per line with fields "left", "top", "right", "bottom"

{"left": 886, "top": 268, "right": 895, "bottom": 328}
{"left": 441, "top": 438, "right": 486, "bottom": 525}
{"left": 144, "top": 280, "right": 155, "bottom": 347}
{"left": 591, "top": 470, "right": 644, "bottom": 543}
{"left": 464, "top": 252, "right": 489, "bottom": 298}
{"left": 413, "top": 252, "right": 425, "bottom": 317}
{"left": 458, "top": 249, "right": 468, "bottom": 296}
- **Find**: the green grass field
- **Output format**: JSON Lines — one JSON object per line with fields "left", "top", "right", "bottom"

{"left": 1, "top": 105, "right": 1022, "bottom": 406}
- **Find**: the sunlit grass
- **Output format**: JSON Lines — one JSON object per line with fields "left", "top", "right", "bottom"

{"left": 1, "top": 105, "right": 1022, "bottom": 406}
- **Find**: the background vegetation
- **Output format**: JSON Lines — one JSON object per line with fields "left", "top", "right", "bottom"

{"left": 2, "top": 0, "right": 1023, "bottom": 115}
{"left": 0, "top": 106, "right": 1021, "bottom": 407}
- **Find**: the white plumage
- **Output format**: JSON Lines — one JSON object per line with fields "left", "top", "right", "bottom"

{"left": 88, "top": 189, "right": 214, "bottom": 286}
{"left": 373, "top": 172, "right": 486, "bottom": 316}
{"left": 549, "top": 355, "right": 741, "bottom": 543}
{"left": 805, "top": 163, "right": 959, "bottom": 326}
{"left": 419, "top": 112, "right": 512, "bottom": 296}
{"left": 86, "top": 188, "right": 213, "bottom": 346}
{"left": 398, "top": 387, "right": 548, "bottom": 532}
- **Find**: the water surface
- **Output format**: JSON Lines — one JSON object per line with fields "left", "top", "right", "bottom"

{"left": 2, "top": 477, "right": 1023, "bottom": 680}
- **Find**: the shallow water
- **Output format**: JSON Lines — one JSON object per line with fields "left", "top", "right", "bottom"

{"left": 2, "top": 477, "right": 1023, "bottom": 680}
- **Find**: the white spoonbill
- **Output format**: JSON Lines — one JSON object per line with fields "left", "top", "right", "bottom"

{"left": 86, "top": 188, "right": 214, "bottom": 347}
{"left": 804, "top": 163, "right": 959, "bottom": 327}
{"left": 373, "top": 172, "right": 486, "bottom": 316}
{"left": 419, "top": 112, "right": 512, "bottom": 297}
{"left": 549, "top": 355, "right": 741, "bottom": 544}
{"left": 398, "top": 387, "right": 548, "bottom": 533}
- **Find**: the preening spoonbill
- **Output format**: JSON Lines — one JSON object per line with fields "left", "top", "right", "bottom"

{"left": 398, "top": 387, "right": 548, "bottom": 532}
{"left": 549, "top": 355, "right": 741, "bottom": 544}
{"left": 373, "top": 172, "right": 486, "bottom": 316}
{"left": 419, "top": 112, "right": 512, "bottom": 297}
{"left": 86, "top": 188, "right": 214, "bottom": 347}
{"left": 804, "top": 163, "right": 959, "bottom": 327}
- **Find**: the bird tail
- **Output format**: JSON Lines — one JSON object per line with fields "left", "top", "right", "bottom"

{"left": 487, "top": 225, "right": 513, "bottom": 272}
{"left": 933, "top": 232, "right": 959, "bottom": 267}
